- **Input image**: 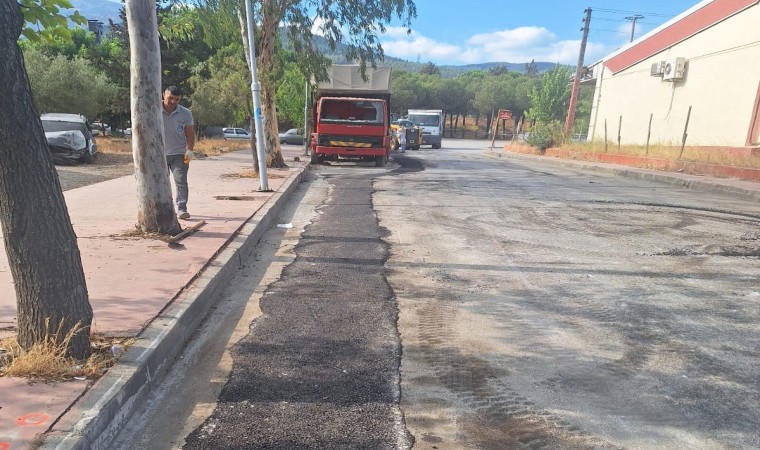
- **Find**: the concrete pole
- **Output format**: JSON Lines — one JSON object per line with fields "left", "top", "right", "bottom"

{"left": 244, "top": 0, "right": 269, "bottom": 191}
{"left": 303, "top": 80, "right": 309, "bottom": 156}
{"left": 625, "top": 15, "right": 644, "bottom": 43}
{"left": 564, "top": 7, "right": 592, "bottom": 138}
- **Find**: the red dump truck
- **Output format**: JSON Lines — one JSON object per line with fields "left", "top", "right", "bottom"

{"left": 310, "top": 65, "right": 392, "bottom": 167}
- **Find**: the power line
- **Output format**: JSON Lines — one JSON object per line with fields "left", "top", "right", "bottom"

{"left": 589, "top": 7, "right": 676, "bottom": 18}
{"left": 592, "top": 17, "right": 658, "bottom": 26}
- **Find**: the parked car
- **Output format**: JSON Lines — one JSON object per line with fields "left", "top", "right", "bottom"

{"left": 40, "top": 113, "right": 97, "bottom": 164}
{"left": 223, "top": 127, "right": 251, "bottom": 140}
{"left": 278, "top": 128, "right": 304, "bottom": 145}
{"left": 90, "top": 122, "right": 111, "bottom": 136}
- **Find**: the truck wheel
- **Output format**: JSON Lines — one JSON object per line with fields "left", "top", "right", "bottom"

{"left": 375, "top": 155, "right": 387, "bottom": 167}
{"left": 81, "top": 151, "right": 94, "bottom": 164}
{"left": 310, "top": 151, "right": 319, "bottom": 164}
{"left": 432, "top": 143, "right": 441, "bottom": 149}
{"left": 411, "top": 146, "right": 420, "bottom": 150}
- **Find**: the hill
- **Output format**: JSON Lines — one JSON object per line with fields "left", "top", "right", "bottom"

{"left": 69, "top": 0, "right": 564, "bottom": 76}
{"left": 295, "top": 34, "right": 562, "bottom": 76}
{"left": 68, "top": 0, "right": 122, "bottom": 25}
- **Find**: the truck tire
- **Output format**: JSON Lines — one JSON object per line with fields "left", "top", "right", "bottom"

{"left": 411, "top": 145, "right": 420, "bottom": 150}
{"left": 432, "top": 143, "right": 441, "bottom": 149}
{"left": 81, "top": 151, "right": 94, "bottom": 164}
{"left": 310, "top": 151, "right": 320, "bottom": 164}
{"left": 375, "top": 155, "right": 387, "bottom": 167}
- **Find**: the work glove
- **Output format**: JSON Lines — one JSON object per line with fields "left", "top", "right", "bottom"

{"left": 183, "top": 149, "right": 193, "bottom": 164}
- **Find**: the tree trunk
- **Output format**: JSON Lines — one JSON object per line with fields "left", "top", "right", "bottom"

{"left": 126, "top": 0, "right": 181, "bottom": 235}
{"left": 0, "top": 1, "right": 92, "bottom": 358}
{"left": 258, "top": 0, "right": 286, "bottom": 168}
{"left": 237, "top": 0, "right": 286, "bottom": 170}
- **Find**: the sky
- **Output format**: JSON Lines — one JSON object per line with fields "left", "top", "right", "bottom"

{"left": 378, "top": 0, "right": 703, "bottom": 66}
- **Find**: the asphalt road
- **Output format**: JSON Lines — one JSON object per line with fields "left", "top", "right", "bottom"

{"left": 378, "top": 141, "right": 760, "bottom": 449}
{"left": 113, "top": 140, "right": 760, "bottom": 449}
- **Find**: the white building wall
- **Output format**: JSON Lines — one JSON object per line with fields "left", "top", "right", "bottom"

{"left": 590, "top": 5, "right": 760, "bottom": 147}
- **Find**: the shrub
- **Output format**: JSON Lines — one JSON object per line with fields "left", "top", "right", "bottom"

{"left": 526, "top": 121, "right": 565, "bottom": 151}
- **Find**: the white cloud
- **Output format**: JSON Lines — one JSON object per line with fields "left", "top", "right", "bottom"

{"left": 380, "top": 26, "right": 613, "bottom": 65}
{"left": 380, "top": 27, "right": 462, "bottom": 62}
{"left": 311, "top": 16, "right": 327, "bottom": 36}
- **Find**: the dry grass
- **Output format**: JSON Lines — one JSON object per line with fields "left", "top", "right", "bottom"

{"left": 0, "top": 319, "right": 132, "bottom": 381}
{"left": 97, "top": 136, "right": 250, "bottom": 157}
{"left": 568, "top": 140, "right": 760, "bottom": 168}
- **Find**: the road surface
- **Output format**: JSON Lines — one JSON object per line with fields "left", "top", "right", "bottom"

{"left": 113, "top": 140, "right": 760, "bottom": 449}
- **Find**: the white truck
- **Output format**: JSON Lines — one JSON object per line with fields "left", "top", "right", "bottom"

{"left": 406, "top": 109, "right": 443, "bottom": 149}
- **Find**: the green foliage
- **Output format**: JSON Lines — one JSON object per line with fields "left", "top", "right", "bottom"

{"left": 278, "top": 0, "right": 417, "bottom": 85}
{"left": 524, "top": 59, "right": 539, "bottom": 78}
{"left": 419, "top": 61, "right": 440, "bottom": 75}
{"left": 158, "top": 5, "right": 198, "bottom": 44}
{"left": 527, "top": 65, "right": 572, "bottom": 124}
{"left": 488, "top": 65, "right": 509, "bottom": 76}
{"left": 573, "top": 85, "right": 594, "bottom": 135}
{"left": 189, "top": 48, "right": 251, "bottom": 127}
{"left": 195, "top": 0, "right": 241, "bottom": 50}
{"left": 23, "top": 47, "right": 118, "bottom": 119}
{"left": 275, "top": 64, "right": 307, "bottom": 129}
{"left": 19, "top": 0, "right": 86, "bottom": 42}
{"left": 526, "top": 120, "right": 565, "bottom": 151}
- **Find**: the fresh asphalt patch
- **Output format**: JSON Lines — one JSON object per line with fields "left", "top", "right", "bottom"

{"left": 183, "top": 173, "right": 412, "bottom": 449}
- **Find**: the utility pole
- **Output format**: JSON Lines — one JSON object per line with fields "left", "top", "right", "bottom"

{"left": 564, "top": 7, "right": 592, "bottom": 138}
{"left": 244, "top": 0, "right": 270, "bottom": 191}
{"left": 625, "top": 14, "right": 645, "bottom": 42}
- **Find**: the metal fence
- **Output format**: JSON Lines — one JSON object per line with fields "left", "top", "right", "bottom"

{"left": 442, "top": 129, "right": 515, "bottom": 140}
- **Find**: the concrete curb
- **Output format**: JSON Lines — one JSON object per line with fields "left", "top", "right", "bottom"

{"left": 488, "top": 150, "right": 760, "bottom": 203}
{"left": 41, "top": 165, "right": 308, "bottom": 450}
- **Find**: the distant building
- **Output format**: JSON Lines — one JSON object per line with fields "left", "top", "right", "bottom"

{"left": 88, "top": 19, "right": 105, "bottom": 43}
{"left": 586, "top": 0, "right": 760, "bottom": 148}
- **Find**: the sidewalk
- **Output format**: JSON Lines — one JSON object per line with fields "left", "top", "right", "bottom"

{"left": 0, "top": 147, "right": 308, "bottom": 450}
{"left": 489, "top": 146, "right": 760, "bottom": 202}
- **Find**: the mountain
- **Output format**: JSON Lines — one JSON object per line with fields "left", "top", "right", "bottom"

{"left": 291, "top": 34, "right": 561, "bottom": 76}
{"left": 68, "top": 0, "right": 122, "bottom": 25}
{"left": 70, "top": 0, "right": 560, "bottom": 76}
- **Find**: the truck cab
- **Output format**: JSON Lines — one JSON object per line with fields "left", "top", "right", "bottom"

{"left": 311, "top": 66, "right": 392, "bottom": 167}
{"left": 406, "top": 109, "right": 443, "bottom": 149}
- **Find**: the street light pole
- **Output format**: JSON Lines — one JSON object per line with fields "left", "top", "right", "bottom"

{"left": 303, "top": 80, "right": 309, "bottom": 156}
{"left": 244, "top": 0, "right": 270, "bottom": 191}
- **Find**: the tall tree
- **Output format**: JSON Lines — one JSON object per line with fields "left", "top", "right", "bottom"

{"left": 23, "top": 47, "right": 118, "bottom": 118}
{"left": 524, "top": 59, "right": 539, "bottom": 78}
{"left": 238, "top": 0, "right": 417, "bottom": 169}
{"left": 419, "top": 61, "right": 440, "bottom": 75}
{"left": 528, "top": 65, "right": 572, "bottom": 124}
{"left": 190, "top": 49, "right": 251, "bottom": 129}
{"left": 0, "top": 0, "right": 92, "bottom": 358}
{"left": 275, "top": 62, "right": 307, "bottom": 129}
{"left": 126, "top": 0, "right": 181, "bottom": 235}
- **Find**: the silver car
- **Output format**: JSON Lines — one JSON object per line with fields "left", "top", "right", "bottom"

{"left": 223, "top": 127, "right": 251, "bottom": 140}
{"left": 278, "top": 128, "right": 304, "bottom": 145}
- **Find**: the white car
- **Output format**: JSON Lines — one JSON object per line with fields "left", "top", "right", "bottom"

{"left": 223, "top": 127, "right": 251, "bottom": 140}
